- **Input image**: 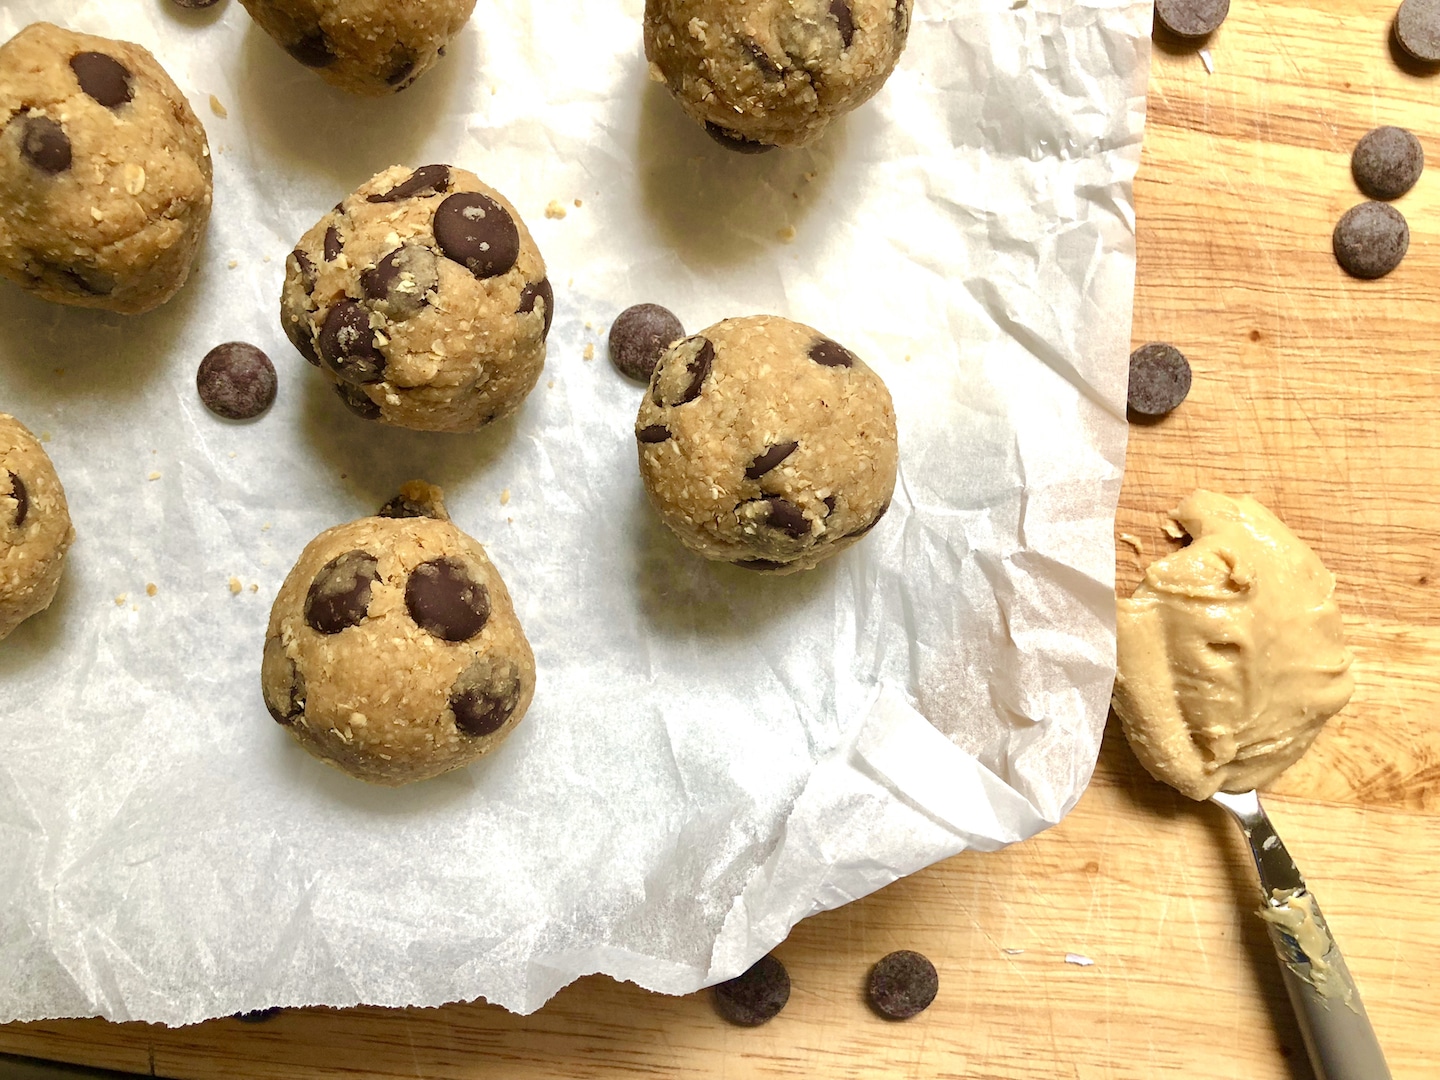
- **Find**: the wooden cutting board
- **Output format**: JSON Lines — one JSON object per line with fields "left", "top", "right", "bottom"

{"left": 4, "top": 2, "right": 1437, "bottom": 1076}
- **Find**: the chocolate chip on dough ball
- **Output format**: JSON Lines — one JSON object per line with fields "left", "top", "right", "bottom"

{"left": 1, "top": 413, "right": 75, "bottom": 642}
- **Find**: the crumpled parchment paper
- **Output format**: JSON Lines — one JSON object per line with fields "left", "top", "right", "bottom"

{"left": 0, "top": 0, "right": 1148, "bottom": 1022}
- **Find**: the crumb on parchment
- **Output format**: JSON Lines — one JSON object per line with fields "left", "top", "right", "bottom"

{"left": 229, "top": 577, "right": 242, "bottom": 595}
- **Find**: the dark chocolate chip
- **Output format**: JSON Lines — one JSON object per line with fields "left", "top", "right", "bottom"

{"left": 516, "top": 278, "right": 555, "bottom": 339}
{"left": 1333, "top": 201, "right": 1409, "bottom": 279}
{"left": 70, "top": 52, "right": 133, "bottom": 108}
{"left": 867, "top": 950, "right": 938, "bottom": 1020}
{"left": 1397, "top": 0, "right": 1440, "bottom": 61}
{"left": 1127, "top": 343, "right": 1192, "bottom": 417}
{"left": 20, "top": 114, "right": 71, "bottom": 174}
{"left": 405, "top": 557, "right": 490, "bottom": 642}
{"left": 744, "top": 38, "right": 783, "bottom": 79}
{"left": 850, "top": 500, "right": 890, "bottom": 537}
{"left": 285, "top": 317, "right": 320, "bottom": 367}
{"left": 1352, "top": 126, "right": 1423, "bottom": 200}
{"left": 286, "top": 30, "right": 336, "bottom": 68}
{"left": 234, "top": 1008, "right": 284, "bottom": 1023}
{"left": 637, "top": 424, "right": 672, "bottom": 443}
{"left": 434, "top": 192, "right": 520, "bottom": 278}
{"left": 736, "top": 558, "right": 787, "bottom": 572}
{"left": 323, "top": 225, "right": 343, "bottom": 262}
{"left": 704, "top": 122, "right": 777, "bottom": 154}
{"left": 610, "top": 303, "right": 685, "bottom": 382}
{"left": 262, "top": 637, "right": 305, "bottom": 725}
{"left": 653, "top": 336, "right": 714, "bottom": 406}
{"left": 1153, "top": 0, "right": 1229, "bottom": 37}
{"left": 367, "top": 164, "right": 452, "bottom": 203}
{"left": 712, "top": 954, "right": 790, "bottom": 1026}
{"left": 335, "top": 382, "right": 381, "bottom": 420}
{"left": 378, "top": 491, "right": 443, "bottom": 520}
{"left": 830, "top": 0, "right": 856, "bottom": 46}
{"left": 449, "top": 658, "right": 522, "bottom": 737}
{"left": 196, "top": 342, "right": 277, "bottom": 420}
{"left": 304, "top": 550, "right": 379, "bottom": 634}
{"left": 360, "top": 245, "right": 437, "bottom": 320}
{"left": 6, "top": 471, "right": 27, "bottom": 528}
{"left": 318, "top": 300, "right": 386, "bottom": 384}
{"left": 808, "top": 337, "right": 856, "bottom": 368}
{"left": 822, "top": 495, "right": 837, "bottom": 515}
{"left": 765, "top": 498, "right": 811, "bottom": 539}
{"left": 291, "top": 248, "right": 317, "bottom": 290}
{"left": 384, "top": 47, "right": 417, "bottom": 87}
{"left": 745, "top": 441, "right": 798, "bottom": 480}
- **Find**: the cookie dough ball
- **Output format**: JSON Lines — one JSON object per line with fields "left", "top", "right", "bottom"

{"left": 282, "top": 164, "right": 552, "bottom": 433}
{"left": 636, "top": 315, "right": 897, "bottom": 574}
{"left": 0, "top": 23, "right": 212, "bottom": 314}
{"left": 1, "top": 414, "right": 75, "bottom": 641}
{"left": 262, "top": 482, "right": 536, "bottom": 785}
{"left": 240, "top": 0, "right": 475, "bottom": 96}
{"left": 643, "top": 0, "right": 913, "bottom": 150}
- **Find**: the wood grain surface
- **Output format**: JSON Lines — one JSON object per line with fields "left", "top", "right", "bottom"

{"left": 4, "top": 2, "right": 1439, "bottom": 1077}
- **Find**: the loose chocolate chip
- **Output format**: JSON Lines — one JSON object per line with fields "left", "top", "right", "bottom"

{"left": 21, "top": 114, "right": 71, "bottom": 174}
{"left": 830, "top": 0, "right": 856, "bottom": 46}
{"left": 323, "top": 226, "right": 343, "bottom": 262}
{"left": 745, "top": 441, "right": 798, "bottom": 480}
{"left": 637, "top": 424, "right": 672, "bottom": 443}
{"left": 867, "top": 950, "right": 938, "bottom": 1020}
{"left": 6, "top": 471, "right": 27, "bottom": 528}
{"left": 1352, "top": 126, "right": 1424, "bottom": 200}
{"left": 808, "top": 337, "right": 856, "bottom": 368}
{"left": 304, "top": 551, "right": 379, "bottom": 634}
{"left": 1153, "top": 0, "right": 1229, "bottom": 37}
{"left": 712, "top": 954, "right": 790, "bottom": 1026}
{"left": 850, "top": 500, "right": 890, "bottom": 538}
{"left": 765, "top": 498, "right": 811, "bottom": 539}
{"left": 361, "top": 246, "right": 437, "bottom": 320}
{"left": 434, "top": 192, "right": 520, "bottom": 278}
{"left": 197, "top": 342, "right": 277, "bottom": 420}
{"left": 610, "top": 303, "right": 685, "bottom": 382}
{"left": 335, "top": 382, "right": 381, "bottom": 420}
{"left": 704, "top": 122, "right": 776, "bottom": 154}
{"left": 1127, "top": 343, "right": 1191, "bottom": 417}
{"left": 1333, "top": 201, "right": 1409, "bottom": 279}
{"left": 736, "top": 558, "right": 787, "bottom": 571}
{"left": 262, "top": 637, "right": 306, "bottom": 724}
{"left": 70, "top": 52, "right": 133, "bottom": 108}
{"left": 1397, "top": 0, "right": 1440, "bottom": 61}
{"left": 744, "top": 38, "right": 783, "bottom": 79}
{"left": 291, "top": 248, "right": 317, "bottom": 290}
{"left": 287, "top": 30, "right": 336, "bottom": 68}
{"left": 516, "top": 278, "right": 555, "bottom": 339}
{"left": 367, "top": 164, "right": 452, "bottom": 203}
{"left": 318, "top": 300, "right": 386, "bottom": 384}
{"left": 450, "top": 658, "right": 521, "bottom": 737}
{"left": 405, "top": 558, "right": 491, "bottom": 642}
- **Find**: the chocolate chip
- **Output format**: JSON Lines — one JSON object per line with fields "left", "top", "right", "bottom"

{"left": 822, "top": 495, "right": 837, "bottom": 515}
{"left": 286, "top": 30, "right": 336, "bottom": 68}
{"left": 867, "top": 950, "right": 938, "bottom": 1020}
{"left": 21, "top": 114, "right": 71, "bottom": 174}
{"left": 318, "top": 300, "right": 386, "bottom": 384}
{"left": 745, "top": 441, "right": 798, "bottom": 480}
{"left": 637, "top": 424, "right": 672, "bottom": 443}
{"left": 1352, "top": 126, "right": 1423, "bottom": 200}
{"left": 1333, "top": 201, "right": 1409, "bottom": 279}
{"left": 323, "top": 225, "right": 343, "bottom": 262}
{"left": 830, "top": 0, "right": 856, "bottom": 46}
{"left": 434, "top": 192, "right": 520, "bottom": 278}
{"left": 849, "top": 500, "right": 890, "bottom": 538}
{"left": 262, "top": 636, "right": 305, "bottom": 724}
{"left": 6, "top": 471, "right": 27, "bottom": 528}
{"left": 361, "top": 245, "right": 437, "bottom": 320}
{"left": 744, "top": 38, "right": 783, "bottom": 79}
{"left": 449, "top": 657, "right": 522, "bottom": 737}
{"left": 808, "top": 337, "right": 856, "bottom": 368}
{"left": 704, "top": 122, "right": 776, "bottom": 154}
{"left": 196, "top": 342, "right": 277, "bottom": 420}
{"left": 764, "top": 498, "right": 810, "bottom": 539}
{"left": 516, "top": 278, "right": 555, "bottom": 339}
{"left": 652, "top": 336, "right": 714, "bottom": 407}
{"left": 384, "top": 47, "right": 416, "bottom": 86}
{"left": 304, "top": 551, "right": 379, "bottom": 634}
{"left": 405, "top": 557, "right": 490, "bottom": 642}
{"left": 70, "top": 52, "right": 133, "bottom": 108}
{"left": 377, "top": 487, "right": 446, "bottom": 520}
{"left": 1153, "top": 0, "right": 1229, "bottom": 37}
{"left": 736, "top": 558, "right": 787, "bottom": 571}
{"left": 367, "top": 164, "right": 452, "bottom": 203}
{"left": 1127, "top": 343, "right": 1191, "bottom": 417}
{"left": 1397, "top": 0, "right": 1440, "bottom": 61}
{"left": 291, "top": 248, "right": 317, "bottom": 290}
{"left": 335, "top": 382, "right": 381, "bottom": 420}
{"left": 285, "top": 317, "right": 321, "bottom": 367}
{"left": 712, "top": 954, "right": 790, "bottom": 1026}
{"left": 610, "top": 303, "right": 685, "bottom": 382}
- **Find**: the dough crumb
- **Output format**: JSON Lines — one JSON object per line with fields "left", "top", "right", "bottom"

{"left": 209, "top": 94, "right": 227, "bottom": 119}
{"left": 228, "top": 259, "right": 239, "bottom": 269}
{"left": 262, "top": 523, "right": 272, "bottom": 532}
{"left": 146, "top": 583, "right": 158, "bottom": 597}
{"left": 547, "top": 378, "right": 556, "bottom": 389}
{"left": 114, "top": 594, "right": 127, "bottom": 607}
{"left": 228, "top": 577, "right": 242, "bottom": 595}
{"left": 39, "top": 431, "right": 52, "bottom": 442}
{"left": 500, "top": 488, "right": 511, "bottom": 506}
{"left": 573, "top": 198, "right": 583, "bottom": 208}
{"left": 545, "top": 200, "right": 568, "bottom": 220}
{"left": 250, "top": 583, "right": 259, "bottom": 593}
{"left": 147, "top": 471, "right": 161, "bottom": 481}
{"left": 583, "top": 342, "right": 595, "bottom": 360}
{"left": 777, "top": 224, "right": 797, "bottom": 242}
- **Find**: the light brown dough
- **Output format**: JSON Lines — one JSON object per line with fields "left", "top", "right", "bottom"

{"left": 262, "top": 482, "right": 536, "bottom": 786}
{"left": 635, "top": 315, "right": 898, "bottom": 574}
{"left": 644, "top": 0, "right": 913, "bottom": 150}
{"left": 1, "top": 413, "right": 74, "bottom": 641}
{"left": 0, "top": 23, "right": 212, "bottom": 314}
{"left": 281, "top": 164, "right": 552, "bottom": 433}
{"left": 239, "top": 0, "right": 476, "bottom": 96}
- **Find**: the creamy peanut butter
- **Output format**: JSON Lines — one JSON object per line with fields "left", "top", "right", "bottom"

{"left": 1112, "top": 490, "right": 1354, "bottom": 800}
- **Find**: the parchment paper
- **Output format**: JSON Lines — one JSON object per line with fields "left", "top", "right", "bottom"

{"left": 0, "top": 0, "right": 1149, "bottom": 1022}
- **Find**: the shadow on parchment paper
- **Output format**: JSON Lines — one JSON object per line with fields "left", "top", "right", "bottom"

{"left": 236, "top": 22, "right": 475, "bottom": 189}
{"left": 0, "top": 567, "right": 75, "bottom": 676}
{"left": 1101, "top": 719, "right": 1318, "bottom": 1080}
{"left": 296, "top": 370, "right": 520, "bottom": 512}
{"left": 634, "top": 79, "right": 847, "bottom": 268}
